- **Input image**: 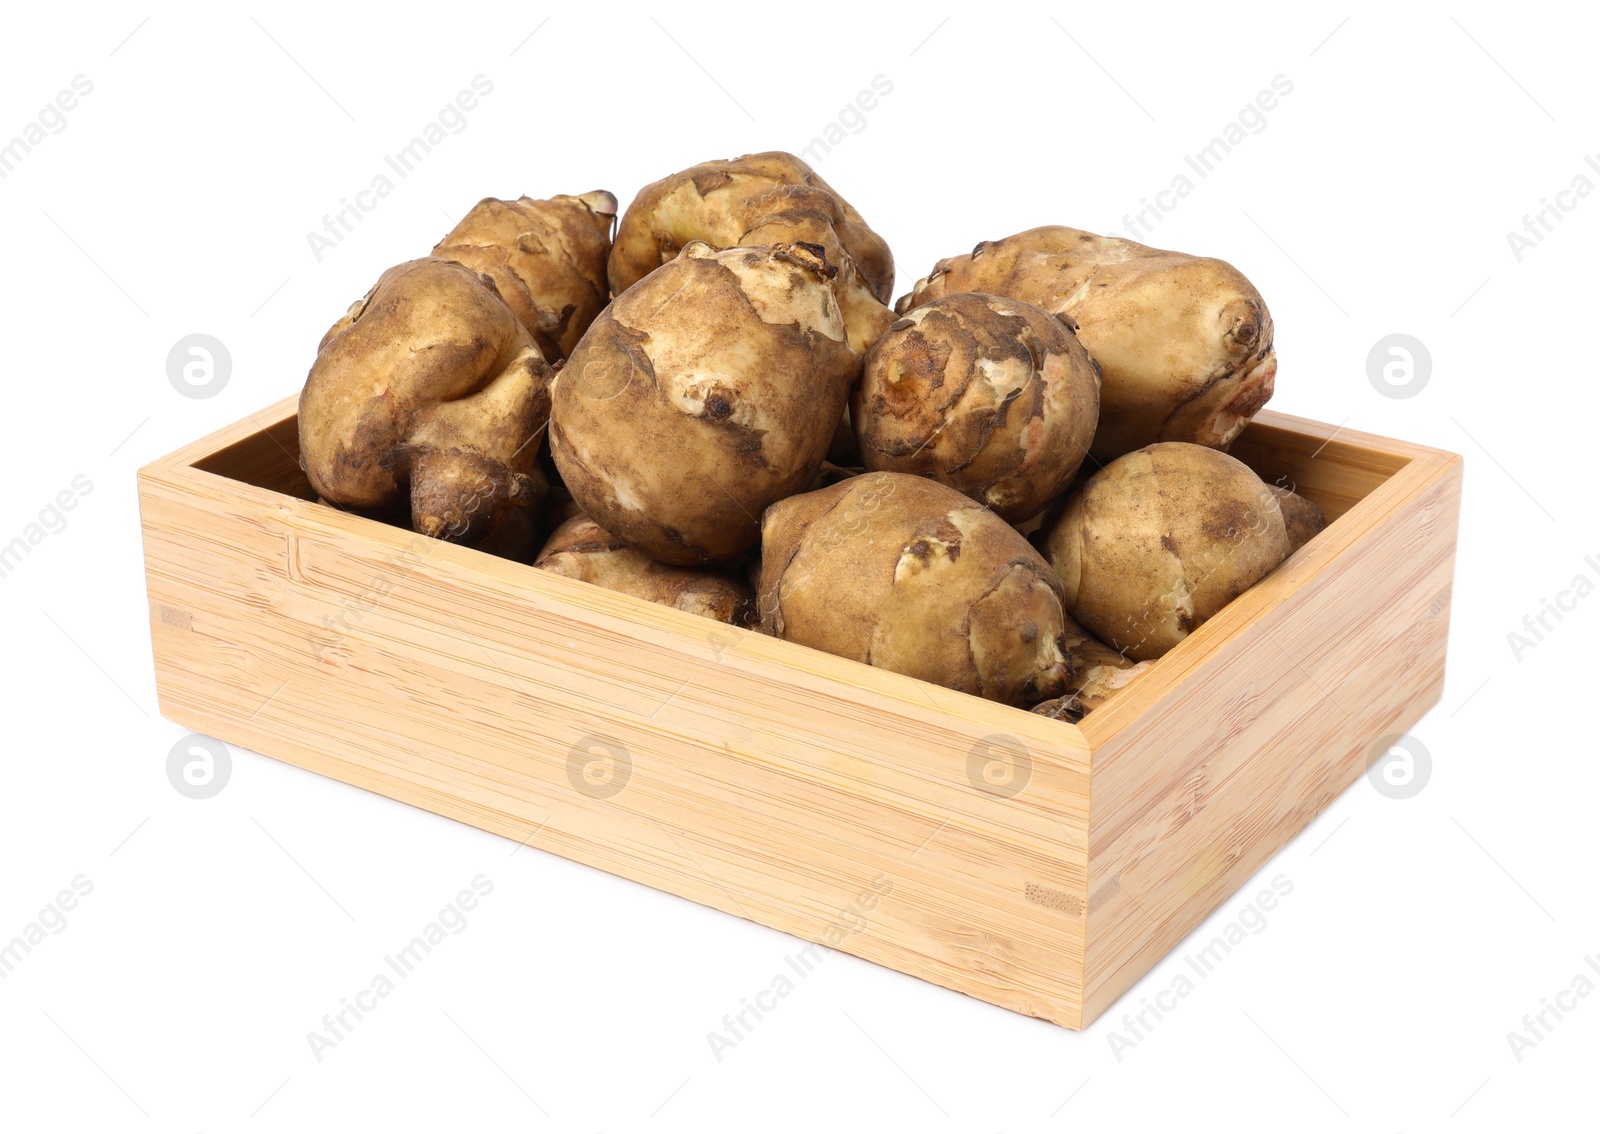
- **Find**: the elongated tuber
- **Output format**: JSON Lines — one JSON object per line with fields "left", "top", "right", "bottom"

{"left": 899, "top": 226, "right": 1276, "bottom": 462}
{"left": 299, "top": 258, "right": 552, "bottom": 543}
{"left": 535, "top": 514, "right": 755, "bottom": 625}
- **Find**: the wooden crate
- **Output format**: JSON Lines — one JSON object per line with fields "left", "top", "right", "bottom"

{"left": 138, "top": 396, "right": 1461, "bottom": 1029}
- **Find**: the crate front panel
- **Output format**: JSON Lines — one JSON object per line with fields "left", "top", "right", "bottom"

{"left": 138, "top": 400, "right": 1460, "bottom": 1032}
{"left": 139, "top": 464, "right": 1094, "bottom": 1027}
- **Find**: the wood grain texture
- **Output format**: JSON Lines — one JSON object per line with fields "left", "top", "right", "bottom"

{"left": 1226, "top": 412, "right": 1425, "bottom": 522}
{"left": 140, "top": 435, "right": 1094, "bottom": 1027}
{"left": 1079, "top": 449, "right": 1460, "bottom": 1023}
{"left": 138, "top": 398, "right": 1460, "bottom": 1030}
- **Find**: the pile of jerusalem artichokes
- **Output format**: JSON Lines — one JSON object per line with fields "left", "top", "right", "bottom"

{"left": 298, "top": 152, "right": 1323, "bottom": 721}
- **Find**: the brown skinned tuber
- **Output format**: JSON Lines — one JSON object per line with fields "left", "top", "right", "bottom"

{"left": 1031, "top": 622, "right": 1154, "bottom": 722}
{"left": 535, "top": 514, "right": 756, "bottom": 625}
{"left": 1041, "top": 442, "right": 1294, "bottom": 661}
{"left": 898, "top": 226, "right": 1276, "bottom": 463}
{"left": 608, "top": 151, "right": 896, "bottom": 352}
{"left": 853, "top": 292, "right": 1101, "bottom": 522}
{"left": 1031, "top": 696, "right": 1084, "bottom": 723}
{"left": 1061, "top": 618, "right": 1153, "bottom": 708}
{"left": 299, "top": 258, "right": 552, "bottom": 543}
{"left": 757, "top": 472, "right": 1071, "bottom": 706}
{"left": 1269, "top": 484, "right": 1327, "bottom": 552}
{"left": 465, "top": 502, "right": 543, "bottom": 564}
{"left": 550, "top": 241, "right": 860, "bottom": 565}
{"left": 433, "top": 190, "right": 617, "bottom": 362}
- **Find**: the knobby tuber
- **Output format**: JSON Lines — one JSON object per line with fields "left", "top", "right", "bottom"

{"left": 899, "top": 227, "right": 1276, "bottom": 462}
{"left": 853, "top": 292, "right": 1100, "bottom": 522}
{"left": 757, "top": 472, "right": 1071, "bottom": 706}
{"left": 299, "top": 257, "right": 552, "bottom": 544}
{"left": 433, "top": 190, "right": 617, "bottom": 362}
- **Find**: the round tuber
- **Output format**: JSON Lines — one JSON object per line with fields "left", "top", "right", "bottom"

{"left": 1269, "top": 483, "right": 1327, "bottom": 552}
{"left": 757, "top": 472, "right": 1071, "bottom": 705}
{"left": 1040, "top": 442, "right": 1294, "bottom": 660}
{"left": 550, "top": 241, "right": 859, "bottom": 565}
{"left": 852, "top": 292, "right": 1101, "bottom": 522}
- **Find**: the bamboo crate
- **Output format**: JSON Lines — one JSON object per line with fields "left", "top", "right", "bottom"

{"left": 138, "top": 396, "right": 1461, "bottom": 1029}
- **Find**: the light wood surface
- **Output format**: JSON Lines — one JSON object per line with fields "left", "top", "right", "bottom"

{"left": 138, "top": 397, "right": 1460, "bottom": 1029}
{"left": 1079, "top": 446, "right": 1460, "bottom": 1021}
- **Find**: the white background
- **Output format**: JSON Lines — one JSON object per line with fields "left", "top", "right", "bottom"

{"left": 1, "top": 3, "right": 1595, "bottom": 1130}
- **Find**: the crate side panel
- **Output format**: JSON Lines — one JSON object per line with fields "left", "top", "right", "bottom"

{"left": 1229, "top": 429, "right": 1397, "bottom": 522}
{"left": 1081, "top": 456, "right": 1460, "bottom": 1025}
{"left": 1229, "top": 412, "right": 1425, "bottom": 523}
{"left": 139, "top": 469, "right": 1092, "bottom": 1028}
{"left": 193, "top": 412, "right": 313, "bottom": 500}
